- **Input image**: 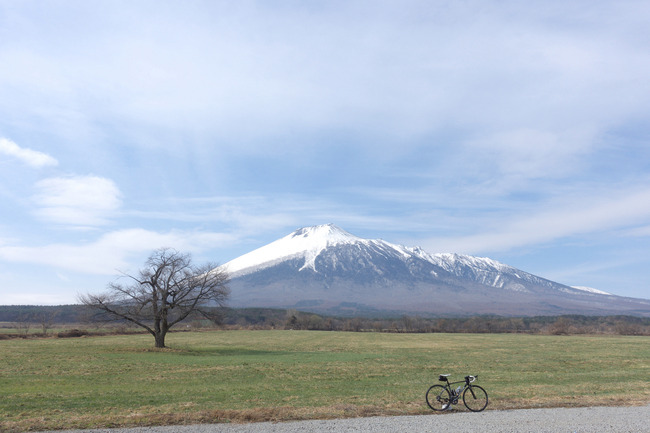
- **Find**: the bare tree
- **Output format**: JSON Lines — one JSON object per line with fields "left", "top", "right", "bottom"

{"left": 36, "top": 309, "right": 59, "bottom": 335}
{"left": 80, "top": 248, "right": 229, "bottom": 348}
{"left": 16, "top": 313, "right": 32, "bottom": 335}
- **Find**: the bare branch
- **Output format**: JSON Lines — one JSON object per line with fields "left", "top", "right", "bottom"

{"left": 79, "top": 248, "right": 230, "bottom": 347}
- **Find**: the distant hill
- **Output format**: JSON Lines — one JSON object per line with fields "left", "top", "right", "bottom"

{"left": 0, "top": 305, "right": 85, "bottom": 323}
{"left": 219, "top": 224, "right": 650, "bottom": 317}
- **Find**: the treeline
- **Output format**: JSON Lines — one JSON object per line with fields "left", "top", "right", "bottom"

{"left": 2, "top": 305, "right": 650, "bottom": 336}
{"left": 222, "top": 308, "right": 650, "bottom": 336}
{"left": 0, "top": 305, "right": 83, "bottom": 323}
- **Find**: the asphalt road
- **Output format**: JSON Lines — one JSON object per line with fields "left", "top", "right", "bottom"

{"left": 41, "top": 405, "right": 650, "bottom": 433}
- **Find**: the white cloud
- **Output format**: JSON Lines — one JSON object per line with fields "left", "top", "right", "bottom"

{"left": 465, "top": 127, "right": 597, "bottom": 180}
{"left": 33, "top": 175, "right": 122, "bottom": 227}
{"left": 623, "top": 225, "right": 650, "bottom": 238}
{"left": 2, "top": 1, "right": 648, "bottom": 158}
{"left": 0, "top": 138, "right": 58, "bottom": 168}
{"left": 421, "top": 188, "right": 650, "bottom": 254}
{"left": 3, "top": 292, "right": 69, "bottom": 305}
{"left": 0, "top": 228, "right": 239, "bottom": 275}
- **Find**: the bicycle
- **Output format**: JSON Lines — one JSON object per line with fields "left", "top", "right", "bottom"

{"left": 426, "top": 374, "right": 488, "bottom": 412}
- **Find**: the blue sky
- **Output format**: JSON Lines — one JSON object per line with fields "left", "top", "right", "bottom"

{"left": 1, "top": 0, "right": 649, "bottom": 304}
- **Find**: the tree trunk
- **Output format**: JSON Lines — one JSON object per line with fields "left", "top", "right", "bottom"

{"left": 154, "top": 331, "right": 166, "bottom": 348}
{"left": 154, "top": 317, "right": 169, "bottom": 348}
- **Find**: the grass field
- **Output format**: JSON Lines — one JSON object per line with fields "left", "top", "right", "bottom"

{"left": 1, "top": 330, "right": 649, "bottom": 432}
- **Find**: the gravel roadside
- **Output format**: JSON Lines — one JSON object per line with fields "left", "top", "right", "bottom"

{"left": 40, "top": 405, "right": 650, "bottom": 433}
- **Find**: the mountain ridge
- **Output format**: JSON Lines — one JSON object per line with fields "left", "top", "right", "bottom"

{"left": 219, "top": 224, "right": 650, "bottom": 317}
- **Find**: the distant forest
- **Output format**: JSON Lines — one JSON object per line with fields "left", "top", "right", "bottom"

{"left": 1, "top": 304, "right": 649, "bottom": 336}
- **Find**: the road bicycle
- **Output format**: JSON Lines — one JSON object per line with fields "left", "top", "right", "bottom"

{"left": 426, "top": 374, "right": 488, "bottom": 412}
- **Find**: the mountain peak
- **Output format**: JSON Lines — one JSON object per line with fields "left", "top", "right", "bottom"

{"left": 223, "top": 224, "right": 363, "bottom": 276}
{"left": 290, "top": 224, "right": 360, "bottom": 243}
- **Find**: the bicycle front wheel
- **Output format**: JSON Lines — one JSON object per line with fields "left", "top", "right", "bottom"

{"left": 426, "top": 384, "right": 452, "bottom": 411}
{"left": 463, "top": 384, "right": 488, "bottom": 412}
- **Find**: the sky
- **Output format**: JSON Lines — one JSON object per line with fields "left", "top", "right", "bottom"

{"left": 1, "top": 0, "right": 649, "bottom": 304}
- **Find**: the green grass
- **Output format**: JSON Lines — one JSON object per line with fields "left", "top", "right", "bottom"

{"left": 1, "top": 331, "right": 649, "bottom": 431}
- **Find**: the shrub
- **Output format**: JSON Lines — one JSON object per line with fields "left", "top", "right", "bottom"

{"left": 57, "top": 329, "right": 89, "bottom": 338}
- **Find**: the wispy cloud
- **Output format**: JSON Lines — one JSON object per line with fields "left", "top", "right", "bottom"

{"left": 0, "top": 228, "right": 239, "bottom": 275}
{"left": 0, "top": 138, "right": 58, "bottom": 168}
{"left": 463, "top": 126, "right": 598, "bottom": 181}
{"left": 2, "top": 2, "right": 647, "bottom": 155}
{"left": 420, "top": 187, "right": 650, "bottom": 254}
{"left": 33, "top": 175, "right": 122, "bottom": 228}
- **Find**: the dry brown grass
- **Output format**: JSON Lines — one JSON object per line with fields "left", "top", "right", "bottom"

{"left": 1, "top": 331, "right": 649, "bottom": 432}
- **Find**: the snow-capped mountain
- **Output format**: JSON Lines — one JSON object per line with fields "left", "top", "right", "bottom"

{"left": 224, "top": 224, "right": 372, "bottom": 276}
{"left": 220, "top": 224, "right": 650, "bottom": 316}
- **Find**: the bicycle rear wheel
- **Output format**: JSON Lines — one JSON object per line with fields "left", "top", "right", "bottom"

{"left": 426, "top": 385, "right": 451, "bottom": 411}
{"left": 463, "top": 384, "right": 488, "bottom": 412}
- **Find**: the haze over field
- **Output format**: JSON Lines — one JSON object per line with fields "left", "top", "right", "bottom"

{"left": 1, "top": 1, "right": 649, "bottom": 304}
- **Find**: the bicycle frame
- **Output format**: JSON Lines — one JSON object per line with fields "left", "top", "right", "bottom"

{"left": 441, "top": 379, "right": 468, "bottom": 401}
{"left": 440, "top": 375, "right": 478, "bottom": 402}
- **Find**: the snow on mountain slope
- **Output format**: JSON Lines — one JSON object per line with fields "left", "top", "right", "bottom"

{"left": 220, "top": 224, "right": 650, "bottom": 316}
{"left": 425, "top": 252, "right": 512, "bottom": 274}
{"left": 224, "top": 224, "right": 369, "bottom": 275}
{"left": 222, "top": 224, "right": 559, "bottom": 292}
{"left": 421, "top": 251, "right": 565, "bottom": 292}
{"left": 572, "top": 286, "right": 612, "bottom": 295}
